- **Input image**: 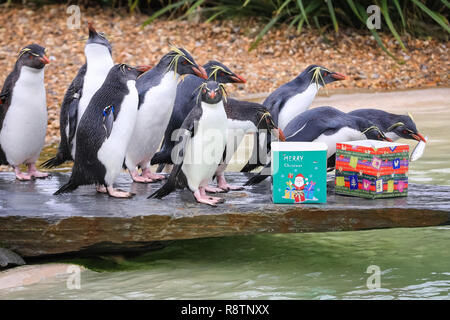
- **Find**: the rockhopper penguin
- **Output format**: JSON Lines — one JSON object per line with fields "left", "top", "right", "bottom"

{"left": 242, "top": 65, "right": 347, "bottom": 173}
{"left": 348, "top": 109, "right": 426, "bottom": 142}
{"left": 210, "top": 98, "right": 285, "bottom": 192}
{"left": 244, "top": 106, "right": 392, "bottom": 186}
{"left": 125, "top": 46, "right": 207, "bottom": 183}
{"left": 152, "top": 60, "right": 246, "bottom": 173}
{"left": 0, "top": 44, "right": 50, "bottom": 180}
{"left": 54, "top": 64, "right": 150, "bottom": 198}
{"left": 42, "top": 22, "right": 114, "bottom": 168}
{"left": 148, "top": 81, "right": 228, "bottom": 206}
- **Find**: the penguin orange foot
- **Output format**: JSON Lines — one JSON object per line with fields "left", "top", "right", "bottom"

{"left": 205, "top": 185, "right": 228, "bottom": 193}
{"left": 107, "top": 187, "right": 134, "bottom": 199}
{"left": 13, "top": 167, "right": 34, "bottom": 181}
{"left": 27, "top": 163, "right": 49, "bottom": 179}
{"left": 141, "top": 168, "right": 165, "bottom": 181}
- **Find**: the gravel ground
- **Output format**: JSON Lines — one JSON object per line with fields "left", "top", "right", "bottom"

{"left": 0, "top": 4, "right": 448, "bottom": 145}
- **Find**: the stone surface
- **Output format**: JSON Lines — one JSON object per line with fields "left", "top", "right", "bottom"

{"left": 0, "top": 172, "right": 449, "bottom": 257}
{"left": 0, "top": 248, "right": 25, "bottom": 268}
{"left": 0, "top": 264, "right": 83, "bottom": 290}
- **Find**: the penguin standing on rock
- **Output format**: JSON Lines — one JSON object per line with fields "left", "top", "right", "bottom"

{"left": 149, "top": 81, "right": 228, "bottom": 206}
{"left": 348, "top": 109, "right": 426, "bottom": 142}
{"left": 125, "top": 46, "right": 207, "bottom": 183}
{"left": 0, "top": 44, "right": 50, "bottom": 180}
{"left": 210, "top": 98, "right": 285, "bottom": 192}
{"left": 42, "top": 22, "right": 114, "bottom": 168}
{"left": 241, "top": 65, "right": 347, "bottom": 173}
{"left": 152, "top": 60, "right": 246, "bottom": 173}
{"left": 54, "top": 64, "right": 150, "bottom": 198}
{"left": 244, "top": 106, "right": 392, "bottom": 186}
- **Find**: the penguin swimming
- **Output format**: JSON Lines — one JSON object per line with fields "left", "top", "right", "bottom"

{"left": 42, "top": 22, "right": 114, "bottom": 168}
{"left": 0, "top": 44, "right": 50, "bottom": 180}
{"left": 347, "top": 109, "right": 426, "bottom": 142}
{"left": 241, "top": 65, "right": 347, "bottom": 173}
{"left": 149, "top": 81, "right": 228, "bottom": 206}
{"left": 244, "top": 106, "right": 391, "bottom": 186}
{"left": 125, "top": 46, "right": 207, "bottom": 183}
{"left": 54, "top": 64, "right": 150, "bottom": 198}
{"left": 152, "top": 60, "right": 246, "bottom": 173}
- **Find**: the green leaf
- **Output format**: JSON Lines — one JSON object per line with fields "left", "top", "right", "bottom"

{"left": 411, "top": 0, "right": 450, "bottom": 33}
{"left": 326, "top": 0, "right": 339, "bottom": 33}
{"left": 142, "top": 0, "right": 194, "bottom": 26}
{"left": 182, "top": 0, "right": 206, "bottom": 19}
{"left": 392, "top": 0, "right": 405, "bottom": 28}
{"left": 296, "top": 0, "right": 310, "bottom": 27}
{"left": 249, "top": 14, "right": 282, "bottom": 51}
{"left": 381, "top": 0, "right": 406, "bottom": 50}
{"left": 276, "top": 0, "right": 292, "bottom": 16}
{"left": 345, "top": 0, "right": 363, "bottom": 22}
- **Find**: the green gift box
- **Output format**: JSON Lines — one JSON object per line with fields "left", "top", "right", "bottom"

{"left": 271, "top": 142, "right": 328, "bottom": 204}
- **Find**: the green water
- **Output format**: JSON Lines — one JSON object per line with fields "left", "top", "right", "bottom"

{"left": 1, "top": 88, "right": 449, "bottom": 299}
{"left": 2, "top": 228, "right": 449, "bottom": 299}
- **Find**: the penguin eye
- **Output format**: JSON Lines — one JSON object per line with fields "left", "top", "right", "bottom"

{"left": 220, "top": 72, "right": 225, "bottom": 76}
{"left": 323, "top": 72, "right": 328, "bottom": 77}
{"left": 403, "top": 130, "right": 408, "bottom": 134}
{"left": 182, "top": 60, "right": 188, "bottom": 65}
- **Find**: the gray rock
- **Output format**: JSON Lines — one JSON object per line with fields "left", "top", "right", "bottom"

{"left": 0, "top": 248, "right": 25, "bottom": 268}
{"left": 0, "top": 172, "right": 449, "bottom": 257}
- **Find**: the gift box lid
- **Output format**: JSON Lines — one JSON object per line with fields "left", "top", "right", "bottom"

{"left": 337, "top": 140, "right": 409, "bottom": 154}
{"left": 272, "top": 141, "right": 328, "bottom": 152}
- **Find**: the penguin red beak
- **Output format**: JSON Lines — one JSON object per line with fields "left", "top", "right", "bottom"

{"left": 331, "top": 72, "right": 347, "bottom": 80}
{"left": 208, "top": 91, "right": 216, "bottom": 99}
{"left": 192, "top": 66, "right": 208, "bottom": 79}
{"left": 383, "top": 136, "right": 393, "bottom": 142}
{"left": 135, "top": 65, "right": 152, "bottom": 73}
{"left": 88, "top": 22, "right": 96, "bottom": 33}
{"left": 40, "top": 55, "right": 50, "bottom": 64}
{"left": 411, "top": 133, "right": 426, "bottom": 142}
{"left": 230, "top": 74, "right": 246, "bottom": 83}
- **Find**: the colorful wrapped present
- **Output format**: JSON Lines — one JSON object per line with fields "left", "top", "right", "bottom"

{"left": 335, "top": 140, "right": 409, "bottom": 199}
{"left": 272, "top": 142, "right": 327, "bottom": 204}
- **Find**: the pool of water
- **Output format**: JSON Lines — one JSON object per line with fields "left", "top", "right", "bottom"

{"left": 1, "top": 88, "right": 449, "bottom": 300}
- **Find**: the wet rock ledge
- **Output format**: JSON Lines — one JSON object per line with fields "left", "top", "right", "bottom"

{"left": 0, "top": 172, "right": 449, "bottom": 257}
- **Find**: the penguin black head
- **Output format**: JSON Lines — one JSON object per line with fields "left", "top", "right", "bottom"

{"left": 115, "top": 64, "right": 152, "bottom": 82}
{"left": 163, "top": 46, "right": 207, "bottom": 79}
{"left": 204, "top": 61, "right": 246, "bottom": 84}
{"left": 387, "top": 114, "right": 426, "bottom": 142}
{"left": 302, "top": 64, "right": 347, "bottom": 86}
{"left": 199, "top": 81, "right": 224, "bottom": 104}
{"left": 17, "top": 44, "right": 49, "bottom": 69}
{"left": 86, "top": 22, "right": 112, "bottom": 53}
{"left": 361, "top": 125, "right": 392, "bottom": 142}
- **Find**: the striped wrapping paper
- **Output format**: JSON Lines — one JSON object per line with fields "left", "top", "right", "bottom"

{"left": 335, "top": 140, "right": 409, "bottom": 199}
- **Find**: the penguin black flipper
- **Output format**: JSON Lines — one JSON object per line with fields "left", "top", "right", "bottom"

{"left": 240, "top": 100, "right": 281, "bottom": 173}
{"left": 244, "top": 111, "right": 341, "bottom": 186}
{"left": 42, "top": 64, "right": 86, "bottom": 168}
{"left": 102, "top": 105, "right": 115, "bottom": 138}
{"left": 148, "top": 106, "right": 202, "bottom": 199}
{"left": 0, "top": 71, "right": 16, "bottom": 165}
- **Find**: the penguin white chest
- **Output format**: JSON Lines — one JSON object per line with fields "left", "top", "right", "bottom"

{"left": 314, "top": 127, "right": 365, "bottom": 158}
{"left": 182, "top": 102, "right": 228, "bottom": 191}
{"left": 225, "top": 119, "right": 257, "bottom": 163}
{"left": 278, "top": 84, "right": 319, "bottom": 130}
{"left": 72, "top": 45, "right": 113, "bottom": 158}
{"left": 97, "top": 81, "right": 138, "bottom": 186}
{"left": 126, "top": 72, "right": 179, "bottom": 168}
{"left": 0, "top": 66, "right": 47, "bottom": 165}
{"left": 78, "top": 44, "right": 114, "bottom": 122}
